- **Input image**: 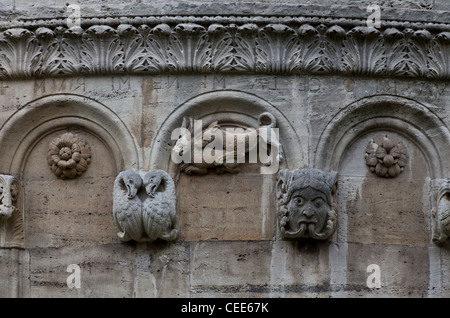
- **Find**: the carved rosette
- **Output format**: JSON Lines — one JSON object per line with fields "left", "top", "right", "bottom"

{"left": 47, "top": 132, "right": 91, "bottom": 179}
{"left": 276, "top": 168, "right": 338, "bottom": 240}
{"left": 365, "top": 135, "right": 408, "bottom": 178}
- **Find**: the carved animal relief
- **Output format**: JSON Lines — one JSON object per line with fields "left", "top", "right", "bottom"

{"left": 172, "top": 112, "right": 283, "bottom": 175}
{"left": 113, "top": 170, "right": 177, "bottom": 243}
{"left": 365, "top": 135, "right": 408, "bottom": 178}
{"left": 47, "top": 132, "right": 92, "bottom": 179}
{"left": 0, "top": 175, "right": 24, "bottom": 248}
{"left": 433, "top": 179, "right": 450, "bottom": 245}
{"left": 276, "top": 168, "right": 338, "bottom": 240}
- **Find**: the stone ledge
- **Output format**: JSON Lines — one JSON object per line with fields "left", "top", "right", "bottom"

{"left": 0, "top": 15, "right": 449, "bottom": 80}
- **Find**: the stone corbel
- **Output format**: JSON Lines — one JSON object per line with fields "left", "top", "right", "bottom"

{"left": 432, "top": 178, "right": 450, "bottom": 245}
{"left": 112, "top": 169, "right": 177, "bottom": 243}
{"left": 276, "top": 168, "right": 338, "bottom": 240}
{"left": 0, "top": 175, "right": 24, "bottom": 249}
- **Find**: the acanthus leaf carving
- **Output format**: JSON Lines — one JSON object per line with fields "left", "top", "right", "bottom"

{"left": 208, "top": 24, "right": 235, "bottom": 72}
{"left": 256, "top": 24, "right": 300, "bottom": 73}
{"left": 0, "top": 28, "right": 41, "bottom": 78}
{"left": 428, "top": 32, "right": 450, "bottom": 79}
{"left": 0, "top": 18, "right": 448, "bottom": 79}
{"left": 81, "top": 25, "right": 124, "bottom": 74}
{"left": 35, "top": 27, "right": 60, "bottom": 76}
{"left": 298, "top": 24, "right": 346, "bottom": 74}
{"left": 385, "top": 28, "right": 432, "bottom": 77}
{"left": 118, "top": 24, "right": 171, "bottom": 73}
{"left": 233, "top": 23, "right": 258, "bottom": 72}
{"left": 167, "top": 24, "right": 211, "bottom": 72}
{"left": 58, "top": 26, "right": 85, "bottom": 75}
{"left": 342, "top": 26, "right": 386, "bottom": 75}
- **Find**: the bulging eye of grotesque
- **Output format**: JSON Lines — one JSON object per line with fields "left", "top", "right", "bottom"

{"left": 295, "top": 197, "right": 304, "bottom": 206}
{"left": 445, "top": 192, "right": 450, "bottom": 201}
{"left": 313, "top": 198, "right": 325, "bottom": 208}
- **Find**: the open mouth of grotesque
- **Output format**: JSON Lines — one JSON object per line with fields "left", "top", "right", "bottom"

{"left": 298, "top": 216, "right": 317, "bottom": 224}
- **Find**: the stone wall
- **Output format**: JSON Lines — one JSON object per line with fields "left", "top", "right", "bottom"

{"left": 0, "top": 0, "right": 449, "bottom": 298}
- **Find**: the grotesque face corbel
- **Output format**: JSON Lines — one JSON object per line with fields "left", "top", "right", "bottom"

{"left": 277, "top": 168, "right": 338, "bottom": 240}
{"left": 432, "top": 178, "right": 450, "bottom": 245}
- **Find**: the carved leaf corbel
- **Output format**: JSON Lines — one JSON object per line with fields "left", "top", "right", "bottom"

{"left": 0, "top": 28, "right": 41, "bottom": 77}
{"left": 385, "top": 28, "right": 431, "bottom": 77}
{"left": 118, "top": 24, "right": 148, "bottom": 73}
{"left": 35, "top": 27, "right": 60, "bottom": 76}
{"left": 428, "top": 32, "right": 450, "bottom": 79}
{"left": 81, "top": 25, "right": 124, "bottom": 74}
{"left": 58, "top": 26, "right": 85, "bottom": 75}
{"left": 167, "top": 24, "right": 211, "bottom": 72}
{"left": 297, "top": 24, "right": 345, "bottom": 74}
{"left": 146, "top": 24, "right": 172, "bottom": 72}
{"left": 342, "top": 26, "right": 386, "bottom": 75}
{"left": 256, "top": 24, "right": 300, "bottom": 73}
{"left": 119, "top": 24, "right": 171, "bottom": 73}
{"left": 233, "top": 23, "right": 258, "bottom": 72}
{"left": 208, "top": 24, "right": 235, "bottom": 72}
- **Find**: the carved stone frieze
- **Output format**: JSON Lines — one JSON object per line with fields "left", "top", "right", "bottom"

{"left": 47, "top": 132, "right": 91, "bottom": 179}
{"left": 0, "top": 175, "right": 24, "bottom": 248}
{"left": 0, "top": 15, "right": 449, "bottom": 79}
{"left": 365, "top": 134, "right": 408, "bottom": 178}
{"left": 113, "top": 170, "right": 177, "bottom": 243}
{"left": 276, "top": 168, "right": 338, "bottom": 240}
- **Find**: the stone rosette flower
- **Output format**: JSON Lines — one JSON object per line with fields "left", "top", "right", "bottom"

{"left": 365, "top": 135, "right": 408, "bottom": 178}
{"left": 47, "top": 133, "right": 92, "bottom": 179}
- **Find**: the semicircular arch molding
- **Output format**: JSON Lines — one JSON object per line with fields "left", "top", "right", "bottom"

{"left": 148, "top": 90, "right": 306, "bottom": 176}
{"left": 0, "top": 94, "right": 140, "bottom": 177}
{"left": 314, "top": 95, "right": 450, "bottom": 180}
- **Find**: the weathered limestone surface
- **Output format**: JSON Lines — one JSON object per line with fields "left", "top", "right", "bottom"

{"left": 0, "top": 0, "right": 449, "bottom": 298}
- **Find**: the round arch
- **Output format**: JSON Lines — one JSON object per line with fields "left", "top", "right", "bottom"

{"left": 0, "top": 94, "right": 140, "bottom": 177}
{"left": 147, "top": 90, "right": 306, "bottom": 175}
{"left": 313, "top": 95, "right": 450, "bottom": 180}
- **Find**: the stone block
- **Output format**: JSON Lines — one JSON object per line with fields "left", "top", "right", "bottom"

{"left": 190, "top": 240, "right": 331, "bottom": 297}
{"left": 178, "top": 173, "right": 276, "bottom": 241}
{"left": 346, "top": 243, "right": 430, "bottom": 297}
